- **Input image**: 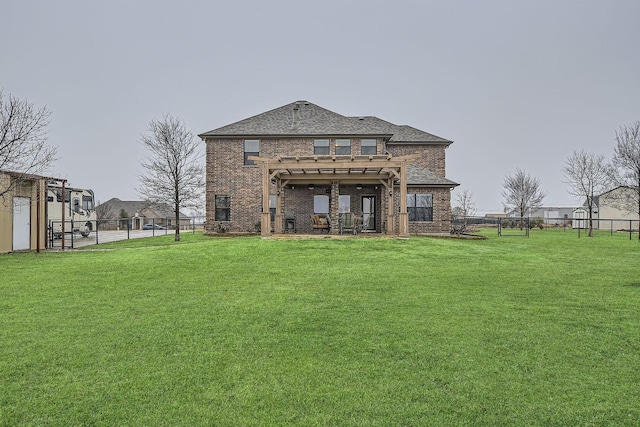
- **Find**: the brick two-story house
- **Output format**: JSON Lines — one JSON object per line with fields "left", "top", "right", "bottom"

{"left": 199, "top": 101, "right": 458, "bottom": 237}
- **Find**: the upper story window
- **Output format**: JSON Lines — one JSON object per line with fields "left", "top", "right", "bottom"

{"left": 335, "top": 139, "right": 351, "bottom": 155}
{"left": 361, "top": 139, "right": 377, "bottom": 155}
{"left": 244, "top": 140, "right": 259, "bottom": 165}
{"left": 313, "top": 139, "right": 330, "bottom": 155}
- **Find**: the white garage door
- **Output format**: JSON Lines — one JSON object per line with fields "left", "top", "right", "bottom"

{"left": 13, "top": 197, "right": 31, "bottom": 251}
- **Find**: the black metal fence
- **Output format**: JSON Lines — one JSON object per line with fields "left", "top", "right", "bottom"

{"left": 48, "top": 216, "right": 206, "bottom": 249}
{"left": 451, "top": 216, "right": 639, "bottom": 239}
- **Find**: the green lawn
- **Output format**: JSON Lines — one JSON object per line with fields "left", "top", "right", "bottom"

{"left": 1, "top": 230, "right": 639, "bottom": 426}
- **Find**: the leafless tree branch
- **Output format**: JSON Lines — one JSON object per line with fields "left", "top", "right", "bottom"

{"left": 0, "top": 90, "right": 57, "bottom": 204}
{"left": 502, "top": 168, "right": 546, "bottom": 229}
{"left": 562, "top": 149, "right": 609, "bottom": 237}
{"left": 95, "top": 200, "right": 116, "bottom": 221}
{"left": 451, "top": 188, "right": 477, "bottom": 234}
{"left": 609, "top": 120, "right": 640, "bottom": 238}
{"left": 137, "top": 114, "right": 204, "bottom": 241}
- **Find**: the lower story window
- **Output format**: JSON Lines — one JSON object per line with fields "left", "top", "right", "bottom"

{"left": 407, "top": 193, "right": 433, "bottom": 222}
{"left": 338, "top": 195, "right": 350, "bottom": 213}
{"left": 314, "top": 195, "right": 329, "bottom": 214}
{"left": 269, "top": 195, "right": 276, "bottom": 221}
{"left": 215, "top": 195, "right": 231, "bottom": 221}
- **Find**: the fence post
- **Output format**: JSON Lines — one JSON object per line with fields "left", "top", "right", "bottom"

{"left": 95, "top": 220, "right": 99, "bottom": 245}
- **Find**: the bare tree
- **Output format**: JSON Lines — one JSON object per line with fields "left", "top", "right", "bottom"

{"left": 451, "top": 188, "right": 477, "bottom": 234}
{"left": 137, "top": 114, "right": 204, "bottom": 241}
{"left": 95, "top": 200, "right": 115, "bottom": 221}
{"left": 0, "top": 90, "right": 57, "bottom": 202}
{"left": 562, "top": 150, "right": 609, "bottom": 237}
{"left": 609, "top": 120, "right": 640, "bottom": 238}
{"left": 502, "top": 168, "right": 546, "bottom": 229}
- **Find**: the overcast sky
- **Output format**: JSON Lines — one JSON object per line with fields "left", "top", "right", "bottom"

{"left": 3, "top": 0, "right": 640, "bottom": 213}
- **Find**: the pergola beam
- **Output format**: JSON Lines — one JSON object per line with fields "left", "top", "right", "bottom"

{"left": 248, "top": 154, "right": 419, "bottom": 237}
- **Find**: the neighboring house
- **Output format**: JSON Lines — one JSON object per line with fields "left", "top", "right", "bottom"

{"left": 572, "top": 187, "right": 638, "bottom": 230}
{"left": 96, "top": 198, "right": 190, "bottom": 230}
{"left": 506, "top": 206, "right": 575, "bottom": 225}
{"left": 199, "top": 100, "right": 458, "bottom": 237}
{"left": 530, "top": 207, "right": 575, "bottom": 225}
{"left": 0, "top": 170, "right": 49, "bottom": 253}
{"left": 598, "top": 187, "right": 638, "bottom": 230}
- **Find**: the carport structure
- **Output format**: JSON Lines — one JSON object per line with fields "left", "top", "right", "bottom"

{"left": 250, "top": 153, "right": 419, "bottom": 238}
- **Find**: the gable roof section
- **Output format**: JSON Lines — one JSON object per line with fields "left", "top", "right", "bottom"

{"left": 407, "top": 164, "right": 459, "bottom": 187}
{"left": 99, "top": 198, "right": 189, "bottom": 219}
{"left": 199, "top": 101, "right": 452, "bottom": 144}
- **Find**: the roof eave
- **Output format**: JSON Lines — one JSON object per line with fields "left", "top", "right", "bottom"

{"left": 388, "top": 140, "right": 453, "bottom": 146}
{"left": 407, "top": 182, "right": 460, "bottom": 187}
{"left": 200, "top": 133, "right": 395, "bottom": 140}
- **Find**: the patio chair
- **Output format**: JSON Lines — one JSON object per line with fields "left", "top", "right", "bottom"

{"left": 311, "top": 214, "right": 331, "bottom": 233}
{"left": 340, "top": 212, "right": 359, "bottom": 235}
{"left": 284, "top": 210, "right": 296, "bottom": 233}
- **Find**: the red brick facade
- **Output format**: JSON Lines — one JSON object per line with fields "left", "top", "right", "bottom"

{"left": 205, "top": 137, "right": 454, "bottom": 235}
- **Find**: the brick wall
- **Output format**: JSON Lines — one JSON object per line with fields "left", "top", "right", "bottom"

{"left": 387, "top": 143, "right": 447, "bottom": 176}
{"left": 206, "top": 137, "right": 452, "bottom": 234}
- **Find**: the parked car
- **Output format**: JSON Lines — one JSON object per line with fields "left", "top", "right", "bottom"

{"left": 143, "top": 223, "right": 166, "bottom": 230}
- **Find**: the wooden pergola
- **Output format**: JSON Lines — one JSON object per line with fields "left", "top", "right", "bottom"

{"left": 249, "top": 154, "right": 419, "bottom": 238}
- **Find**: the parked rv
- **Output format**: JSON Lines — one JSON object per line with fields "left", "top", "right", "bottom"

{"left": 47, "top": 180, "right": 97, "bottom": 238}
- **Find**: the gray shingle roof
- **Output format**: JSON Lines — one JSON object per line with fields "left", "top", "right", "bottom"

{"left": 407, "top": 165, "right": 459, "bottom": 187}
{"left": 98, "top": 198, "right": 189, "bottom": 219}
{"left": 199, "top": 101, "right": 452, "bottom": 144}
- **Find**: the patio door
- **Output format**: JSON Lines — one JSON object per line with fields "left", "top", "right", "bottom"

{"left": 361, "top": 196, "right": 376, "bottom": 232}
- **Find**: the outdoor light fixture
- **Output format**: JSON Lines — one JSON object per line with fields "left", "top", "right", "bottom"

{"left": 356, "top": 184, "right": 363, "bottom": 190}
{"left": 308, "top": 183, "right": 315, "bottom": 190}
